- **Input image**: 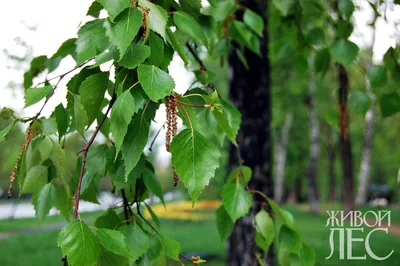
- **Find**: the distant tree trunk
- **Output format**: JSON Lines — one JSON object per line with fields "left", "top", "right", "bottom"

{"left": 274, "top": 112, "right": 293, "bottom": 204}
{"left": 327, "top": 126, "right": 336, "bottom": 202}
{"left": 338, "top": 64, "right": 355, "bottom": 214}
{"left": 356, "top": 17, "right": 377, "bottom": 206}
{"left": 306, "top": 58, "right": 320, "bottom": 213}
{"left": 227, "top": 0, "right": 273, "bottom": 265}
{"left": 355, "top": 103, "right": 375, "bottom": 206}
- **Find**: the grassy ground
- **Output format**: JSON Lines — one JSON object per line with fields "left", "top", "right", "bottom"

{"left": 0, "top": 206, "right": 399, "bottom": 265}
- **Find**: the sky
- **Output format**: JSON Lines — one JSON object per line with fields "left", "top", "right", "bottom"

{"left": 0, "top": 0, "right": 399, "bottom": 162}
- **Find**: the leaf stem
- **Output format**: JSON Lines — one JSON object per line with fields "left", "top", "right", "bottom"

{"left": 149, "top": 123, "right": 165, "bottom": 151}
{"left": 178, "top": 101, "right": 210, "bottom": 108}
{"left": 177, "top": 102, "right": 193, "bottom": 133}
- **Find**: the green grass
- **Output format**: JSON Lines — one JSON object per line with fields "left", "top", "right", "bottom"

{"left": 0, "top": 211, "right": 102, "bottom": 232}
{"left": 0, "top": 206, "right": 399, "bottom": 266}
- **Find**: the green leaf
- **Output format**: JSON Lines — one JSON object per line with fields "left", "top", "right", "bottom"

{"left": 24, "top": 55, "right": 48, "bottom": 89}
{"left": 22, "top": 165, "right": 48, "bottom": 194}
{"left": 110, "top": 89, "right": 135, "bottom": 157}
{"left": 215, "top": 205, "right": 234, "bottom": 241}
{"left": 330, "top": 39, "right": 359, "bottom": 67}
{"left": 306, "top": 27, "right": 325, "bottom": 46}
{"left": 339, "top": 0, "right": 355, "bottom": 18}
{"left": 119, "top": 44, "right": 151, "bottom": 69}
{"left": 121, "top": 112, "right": 151, "bottom": 179}
{"left": 301, "top": 243, "right": 316, "bottom": 266}
{"left": 33, "top": 182, "right": 56, "bottom": 223}
{"left": 99, "top": 0, "right": 130, "bottom": 21}
{"left": 24, "top": 85, "right": 52, "bottom": 108}
{"left": 266, "top": 197, "right": 295, "bottom": 228}
{"left": 163, "top": 236, "right": 180, "bottom": 261}
{"left": 86, "top": 144, "right": 109, "bottom": 175}
{"left": 222, "top": 181, "right": 252, "bottom": 222}
{"left": 48, "top": 38, "right": 77, "bottom": 72}
{"left": 254, "top": 210, "right": 275, "bottom": 253}
{"left": 337, "top": 20, "right": 354, "bottom": 38}
{"left": 211, "top": 107, "right": 237, "bottom": 145}
{"left": 139, "top": 0, "right": 168, "bottom": 40}
{"left": 73, "top": 94, "right": 89, "bottom": 136}
{"left": 243, "top": 9, "right": 264, "bottom": 37}
{"left": 149, "top": 32, "right": 164, "bottom": 66}
{"left": 95, "top": 209, "right": 121, "bottom": 229}
{"left": 0, "top": 120, "right": 16, "bottom": 143}
{"left": 380, "top": 93, "right": 400, "bottom": 117}
{"left": 121, "top": 223, "right": 150, "bottom": 261}
{"left": 104, "top": 8, "right": 143, "bottom": 57}
{"left": 170, "top": 129, "right": 221, "bottom": 204}
{"left": 138, "top": 64, "right": 175, "bottom": 101}
{"left": 294, "top": 54, "right": 308, "bottom": 76}
{"left": 54, "top": 185, "right": 72, "bottom": 221}
{"left": 166, "top": 27, "right": 189, "bottom": 66}
{"left": 180, "top": 0, "right": 201, "bottom": 15}
{"left": 279, "top": 225, "right": 302, "bottom": 254}
{"left": 87, "top": 1, "right": 103, "bottom": 18}
{"left": 314, "top": 48, "right": 331, "bottom": 75}
{"left": 97, "top": 228, "right": 131, "bottom": 257}
{"left": 98, "top": 246, "right": 128, "bottom": 266}
{"left": 76, "top": 19, "right": 108, "bottom": 64}
{"left": 58, "top": 221, "right": 100, "bottom": 266}
{"left": 227, "top": 166, "right": 252, "bottom": 186}
{"left": 349, "top": 91, "right": 371, "bottom": 114}
{"left": 142, "top": 161, "right": 165, "bottom": 204}
{"left": 54, "top": 104, "right": 69, "bottom": 140}
{"left": 173, "top": 11, "right": 207, "bottom": 47}
{"left": 368, "top": 65, "right": 387, "bottom": 88}
{"left": 91, "top": 45, "right": 119, "bottom": 68}
{"left": 145, "top": 202, "right": 160, "bottom": 228}
{"left": 79, "top": 72, "right": 109, "bottom": 125}
{"left": 51, "top": 140, "right": 67, "bottom": 181}
{"left": 273, "top": 0, "right": 295, "bottom": 16}
{"left": 208, "top": 0, "right": 235, "bottom": 21}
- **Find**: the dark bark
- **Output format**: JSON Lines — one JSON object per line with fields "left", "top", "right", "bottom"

{"left": 338, "top": 65, "right": 355, "bottom": 214}
{"left": 227, "top": 0, "right": 273, "bottom": 265}
{"left": 327, "top": 126, "right": 336, "bottom": 202}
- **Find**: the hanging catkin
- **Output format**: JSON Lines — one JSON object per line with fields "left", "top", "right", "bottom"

{"left": 165, "top": 95, "right": 179, "bottom": 186}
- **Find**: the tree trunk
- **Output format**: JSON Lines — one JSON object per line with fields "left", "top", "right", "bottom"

{"left": 355, "top": 103, "right": 375, "bottom": 206}
{"left": 274, "top": 112, "right": 293, "bottom": 204}
{"left": 227, "top": 1, "right": 273, "bottom": 265}
{"left": 338, "top": 65, "right": 355, "bottom": 214}
{"left": 306, "top": 56, "right": 320, "bottom": 213}
{"left": 327, "top": 126, "right": 336, "bottom": 202}
{"left": 356, "top": 17, "right": 376, "bottom": 206}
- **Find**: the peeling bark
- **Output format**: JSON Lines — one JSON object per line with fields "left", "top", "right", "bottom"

{"left": 274, "top": 112, "right": 293, "bottom": 204}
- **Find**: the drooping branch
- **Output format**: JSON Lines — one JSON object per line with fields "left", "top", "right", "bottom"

{"left": 73, "top": 86, "right": 117, "bottom": 220}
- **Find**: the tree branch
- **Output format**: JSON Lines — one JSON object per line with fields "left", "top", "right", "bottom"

{"left": 73, "top": 87, "right": 117, "bottom": 220}
{"left": 186, "top": 43, "right": 206, "bottom": 71}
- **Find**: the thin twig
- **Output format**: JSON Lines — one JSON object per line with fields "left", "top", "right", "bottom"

{"left": 121, "top": 189, "right": 131, "bottom": 224}
{"left": 178, "top": 101, "right": 210, "bottom": 108}
{"left": 186, "top": 43, "right": 206, "bottom": 71}
{"left": 149, "top": 123, "right": 165, "bottom": 151}
{"left": 73, "top": 86, "right": 117, "bottom": 220}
